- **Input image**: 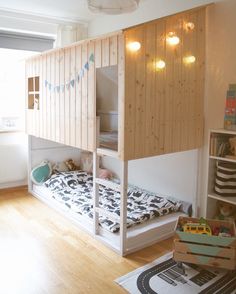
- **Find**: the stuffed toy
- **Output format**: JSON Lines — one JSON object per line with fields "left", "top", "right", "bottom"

{"left": 215, "top": 200, "right": 236, "bottom": 223}
{"left": 65, "top": 159, "right": 79, "bottom": 171}
{"left": 53, "top": 161, "right": 69, "bottom": 173}
{"left": 98, "top": 168, "right": 113, "bottom": 179}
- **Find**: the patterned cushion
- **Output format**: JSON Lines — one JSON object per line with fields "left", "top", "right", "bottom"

{"left": 31, "top": 160, "right": 52, "bottom": 185}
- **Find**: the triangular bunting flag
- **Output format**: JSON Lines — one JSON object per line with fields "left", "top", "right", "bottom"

{"left": 61, "top": 85, "right": 65, "bottom": 92}
{"left": 44, "top": 80, "right": 48, "bottom": 87}
{"left": 89, "top": 53, "right": 94, "bottom": 63}
{"left": 70, "top": 79, "right": 75, "bottom": 87}
{"left": 84, "top": 62, "right": 89, "bottom": 71}
{"left": 77, "top": 74, "right": 80, "bottom": 83}
{"left": 80, "top": 68, "right": 84, "bottom": 78}
{"left": 48, "top": 84, "right": 52, "bottom": 91}
{"left": 57, "top": 86, "right": 60, "bottom": 93}
{"left": 66, "top": 83, "right": 70, "bottom": 90}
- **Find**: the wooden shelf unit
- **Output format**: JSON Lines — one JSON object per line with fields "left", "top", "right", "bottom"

{"left": 206, "top": 129, "right": 236, "bottom": 218}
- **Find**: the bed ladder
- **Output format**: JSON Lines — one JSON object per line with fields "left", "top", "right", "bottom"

{"left": 93, "top": 150, "right": 128, "bottom": 256}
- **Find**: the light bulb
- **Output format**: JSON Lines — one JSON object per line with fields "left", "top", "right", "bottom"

{"left": 156, "top": 60, "right": 166, "bottom": 70}
{"left": 166, "top": 32, "right": 180, "bottom": 46}
{"left": 183, "top": 55, "right": 196, "bottom": 64}
{"left": 185, "top": 22, "right": 195, "bottom": 31}
{"left": 127, "top": 41, "right": 141, "bottom": 52}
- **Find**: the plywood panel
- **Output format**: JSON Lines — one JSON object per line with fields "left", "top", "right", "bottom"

{"left": 70, "top": 46, "right": 76, "bottom": 147}
{"left": 59, "top": 49, "right": 65, "bottom": 144}
{"left": 75, "top": 45, "right": 82, "bottom": 148}
{"left": 64, "top": 48, "right": 71, "bottom": 146}
{"left": 87, "top": 41, "right": 95, "bottom": 151}
{"left": 39, "top": 55, "right": 44, "bottom": 139}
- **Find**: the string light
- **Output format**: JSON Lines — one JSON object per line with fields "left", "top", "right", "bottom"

{"left": 184, "top": 22, "right": 195, "bottom": 31}
{"left": 156, "top": 60, "right": 166, "bottom": 70}
{"left": 127, "top": 41, "right": 141, "bottom": 52}
{"left": 166, "top": 32, "right": 180, "bottom": 46}
{"left": 183, "top": 55, "right": 196, "bottom": 64}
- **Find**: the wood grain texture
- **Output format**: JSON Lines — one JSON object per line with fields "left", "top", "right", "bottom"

{"left": 0, "top": 188, "right": 174, "bottom": 294}
{"left": 25, "top": 9, "right": 205, "bottom": 161}
{"left": 123, "top": 8, "right": 206, "bottom": 160}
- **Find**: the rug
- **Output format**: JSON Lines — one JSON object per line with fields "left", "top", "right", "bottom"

{"left": 115, "top": 252, "right": 236, "bottom": 294}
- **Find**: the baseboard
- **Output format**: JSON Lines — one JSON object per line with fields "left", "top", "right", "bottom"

{"left": 0, "top": 180, "right": 27, "bottom": 190}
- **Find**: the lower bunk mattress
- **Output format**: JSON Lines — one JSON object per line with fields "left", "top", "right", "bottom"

{"left": 33, "top": 171, "right": 191, "bottom": 234}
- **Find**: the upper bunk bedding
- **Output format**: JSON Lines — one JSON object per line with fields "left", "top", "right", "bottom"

{"left": 43, "top": 170, "right": 188, "bottom": 233}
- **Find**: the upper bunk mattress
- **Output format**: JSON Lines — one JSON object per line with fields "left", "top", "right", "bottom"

{"left": 43, "top": 171, "right": 183, "bottom": 233}
{"left": 99, "top": 131, "right": 118, "bottom": 150}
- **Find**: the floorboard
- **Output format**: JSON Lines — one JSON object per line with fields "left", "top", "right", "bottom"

{"left": 0, "top": 187, "right": 174, "bottom": 294}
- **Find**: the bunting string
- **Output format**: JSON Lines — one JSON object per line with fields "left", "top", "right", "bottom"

{"left": 44, "top": 53, "right": 94, "bottom": 93}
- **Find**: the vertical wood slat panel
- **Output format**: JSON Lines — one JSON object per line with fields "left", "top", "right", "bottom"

{"left": 155, "top": 20, "right": 166, "bottom": 155}
{"left": 124, "top": 8, "right": 206, "bottom": 160}
{"left": 39, "top": 55, "right": 44, "bottom": 139}
{"left": 170, "top": 14, "right": 183, "bottom": 153}
{"left": 75, "top": 45, "right": 82, "bottom": 148}
{"left": 109, "top": 35, "right": 118, "bottom": 66}
{"left": 46, "top": 54, "right": 51, "bottom": 140}
{"left": 182, "top": 12, "right": 198, "bottom": 150}
{"left": 195, "top": 9, "right": 205, "bottom": 147}
{"left": 35, "top": 57, "right": 40, "bottom": 137}
{"left": 42, "top": 54, "right": 47, "bottom": 139}
{"left": 118, "top": 34, "right": 125, "bottom": 159}
{"left": 145, "top": 22, "right": 156, "bottom": 156}
{"left": 87, "top": 41, "right": 95, "bottom": 152}
{"left": 95, "top": 39, "right": 102, "bottom": 68}
{"left": 55, "top": 50, "right": 60, "bottom": 142}
{"left": 31, "top": 58, "right": 36, "bottom": 136}
{"left": 134, "top": 27, "right": 146, "bottom": 158}
{"left": 102, "top": 38, "right": 110, "bottom": 67}
{"left": 59, "top": 49, "right": 65, "bottom": 144}
{"left": 64, "top": 48, "right": 71, "bottom": 145}
{"left": 81, "top": 42, "right": 88, "bottom": 150}
{"left": 70, "top": 46, "right": 76, "bottom": 147}
{"left": 124, "top": 30, "right": 136, "bottom": 160}
{"left": 50, "top": 52, "right": 56, "bottom": 142}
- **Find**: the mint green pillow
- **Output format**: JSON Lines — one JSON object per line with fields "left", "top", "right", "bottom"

{"left": 31, "top": 160, "right": 52, "bottom": 185}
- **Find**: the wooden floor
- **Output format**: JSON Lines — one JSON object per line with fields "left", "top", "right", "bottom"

{"left": 0, "top": 187, "right": 174, "bottom": 294}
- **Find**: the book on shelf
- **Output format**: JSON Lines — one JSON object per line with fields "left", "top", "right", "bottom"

{"left": 210, "top": 133, "right": 230, "bottom": 157}
{"left": 224, "top": 84, "right": 236, "bottom": 130}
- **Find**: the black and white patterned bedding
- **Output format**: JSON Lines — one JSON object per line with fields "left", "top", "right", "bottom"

{"left": 44, "top": 171, "right": 182, "bottom": 233}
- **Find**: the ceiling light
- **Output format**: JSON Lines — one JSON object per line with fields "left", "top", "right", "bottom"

{"left": 166, "top": 32, "right": 180, "bottom": 46}
{"left": 87, "top": 0, "right": 140, "bottom": 15}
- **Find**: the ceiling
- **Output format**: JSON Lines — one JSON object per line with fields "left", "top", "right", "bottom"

{"left": 0, "top": 0, "right": 146, "bottom": 24}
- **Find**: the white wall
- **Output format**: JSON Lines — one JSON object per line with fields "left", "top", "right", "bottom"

{"left": 0, "top": 132, "right": 28, "bottom": 188}
{"left": 88, "top": 0, "right": 219, "bottom": 37}
{"left": 199, "top": 0, "right": 236, "bottom": 215}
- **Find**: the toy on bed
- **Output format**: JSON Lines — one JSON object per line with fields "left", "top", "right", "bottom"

{"left": 214, "top": 200, "right": 236, "bottom": 223}
{"left": 65, "top": 159, "right": 79, "bottom": 171}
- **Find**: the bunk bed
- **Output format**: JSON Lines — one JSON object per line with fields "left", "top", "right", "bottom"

{"left": 26, "top": 6, "right": 206, "bottom": 255}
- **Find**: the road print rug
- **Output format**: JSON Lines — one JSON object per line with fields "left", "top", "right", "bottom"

{"left": 115, "top": 252, "right": 236, "bottom": 294}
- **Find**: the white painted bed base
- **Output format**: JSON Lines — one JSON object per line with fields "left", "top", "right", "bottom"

{"left": 28, "top": 135, "right": 185, "bottom": 256}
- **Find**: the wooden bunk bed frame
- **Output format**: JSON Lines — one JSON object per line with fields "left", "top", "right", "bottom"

{"left": 26, "top": 7, "right": 206, "bottom": 256}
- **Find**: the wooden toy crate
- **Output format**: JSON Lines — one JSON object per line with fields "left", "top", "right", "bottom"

{"left": 173, "top": 216, "right": 236, "bottom": 270}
